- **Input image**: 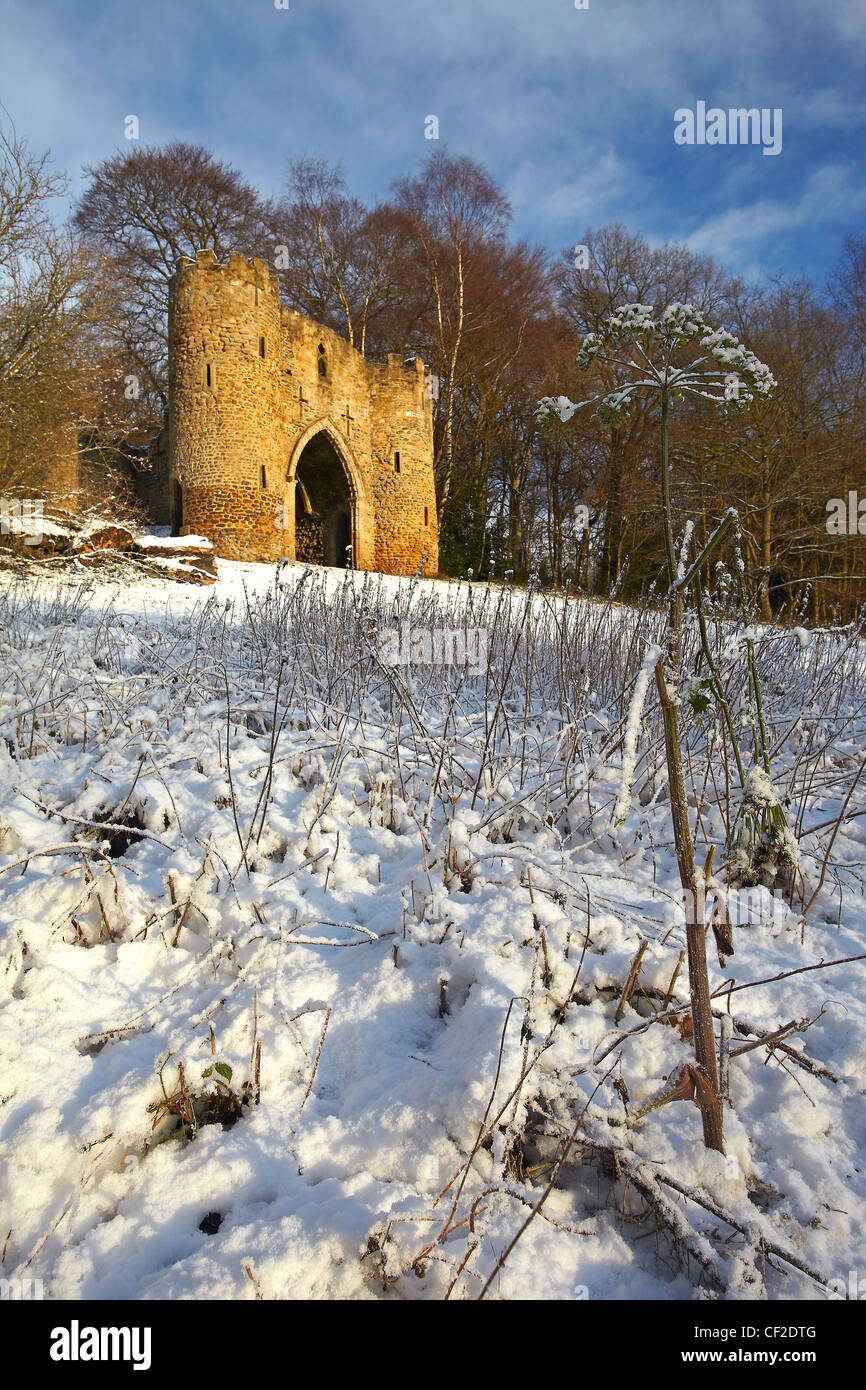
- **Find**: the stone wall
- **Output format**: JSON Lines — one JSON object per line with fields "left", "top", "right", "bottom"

{"left": 369, "top": 354, "right": 438, "bottom": 576}
{"left": 135, "top": 421, "right": 171, "bottom": 525}
{"left": 166, "top": 249, "right": 438, "bottom": 574}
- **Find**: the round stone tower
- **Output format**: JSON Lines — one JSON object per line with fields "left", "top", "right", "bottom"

{"left": 168, "top": 249, "right": 287, "bottom": 560}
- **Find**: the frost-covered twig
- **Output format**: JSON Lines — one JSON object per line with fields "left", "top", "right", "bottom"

{"left": 613, "top": 644, "right": 660, "bottom": 826}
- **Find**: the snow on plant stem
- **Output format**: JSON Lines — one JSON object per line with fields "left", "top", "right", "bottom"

{"left": 614, "top": 642, "right": 661, "bottom": 825}
{"left": 538, "top": 300, "right": 777, "bottom": 1155}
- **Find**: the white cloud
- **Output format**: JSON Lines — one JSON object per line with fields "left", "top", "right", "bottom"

{"left": 0, "top": 0, "right": 860, "bottom": 284}
{"left": 682, "top": 163, "right": 865, "bottom": 272}
{"left": 508, "top": 149, "right": 629, "bottom": 231}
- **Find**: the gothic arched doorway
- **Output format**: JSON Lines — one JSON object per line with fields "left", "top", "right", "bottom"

{"left": 293, "top": 431, "right": 354, "bottom": 568}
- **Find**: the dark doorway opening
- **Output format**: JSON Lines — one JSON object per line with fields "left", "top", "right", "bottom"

{"left": 294, "top": 432, "right": 353, "bottom": 568}
{"left": 326, "top": 508, "right": 352, "bottom": 567}
{"left": 170, "top": 478, "right": 183, "bottom": 535}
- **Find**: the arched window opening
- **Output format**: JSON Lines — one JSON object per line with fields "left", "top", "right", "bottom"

{"left": 317, "top": 343, "right": 327, "bottom": 378}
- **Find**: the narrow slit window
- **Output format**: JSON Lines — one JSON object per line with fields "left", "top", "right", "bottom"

{"left": 395, "top": 451, "right": 401, "bottom": 473}
{"left": 424, "top": 507, "right": 429, "bottom": 526}
{"left": 317, "top": 343, "right": 327, "bottom": 378}
{"left": 205, "top": 362, "right": 212, "bottom": 389}
{"left": 259, "top": 336, "right": 266, "bottom": 358}
{"left": 260, "top": 464, "right": 267, "bottom": 490}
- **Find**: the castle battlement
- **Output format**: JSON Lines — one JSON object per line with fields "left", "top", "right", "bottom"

{"left": 173, "top": 248, "right": 279, "bottom": 293}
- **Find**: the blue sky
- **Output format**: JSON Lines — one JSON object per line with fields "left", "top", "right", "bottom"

{"left": 2, "top": 0, "right": 863, "bottom": 288}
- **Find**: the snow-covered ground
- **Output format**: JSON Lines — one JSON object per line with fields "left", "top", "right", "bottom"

{"left": 1, "top": 560, "right": 864, "bottom": 1300}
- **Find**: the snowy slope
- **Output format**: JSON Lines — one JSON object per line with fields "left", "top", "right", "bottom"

{"left": 1, "top": 561, "right": 864, "bottom": 1300}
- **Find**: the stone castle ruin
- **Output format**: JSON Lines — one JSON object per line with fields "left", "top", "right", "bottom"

{"left": 146, "top": 249, "right": 439, "bottom": 574}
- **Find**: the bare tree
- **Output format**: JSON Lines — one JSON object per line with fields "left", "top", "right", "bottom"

{"left": 392, "top": 151, "right": 511, "bottom": 519}
{"left": 0, "top": 112, "right": 119, "bottom": 497}
{"left": 831, "top": 235, "right": 866, "bottom": 338}
{"left": 553, "top": 225, "right": 739, "bottom": 593}
{"left": 74, "top": 141, "right": 275, "bottom": 407}
{"left": 274, "top": 158, "right": 364, "bottom": 343}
